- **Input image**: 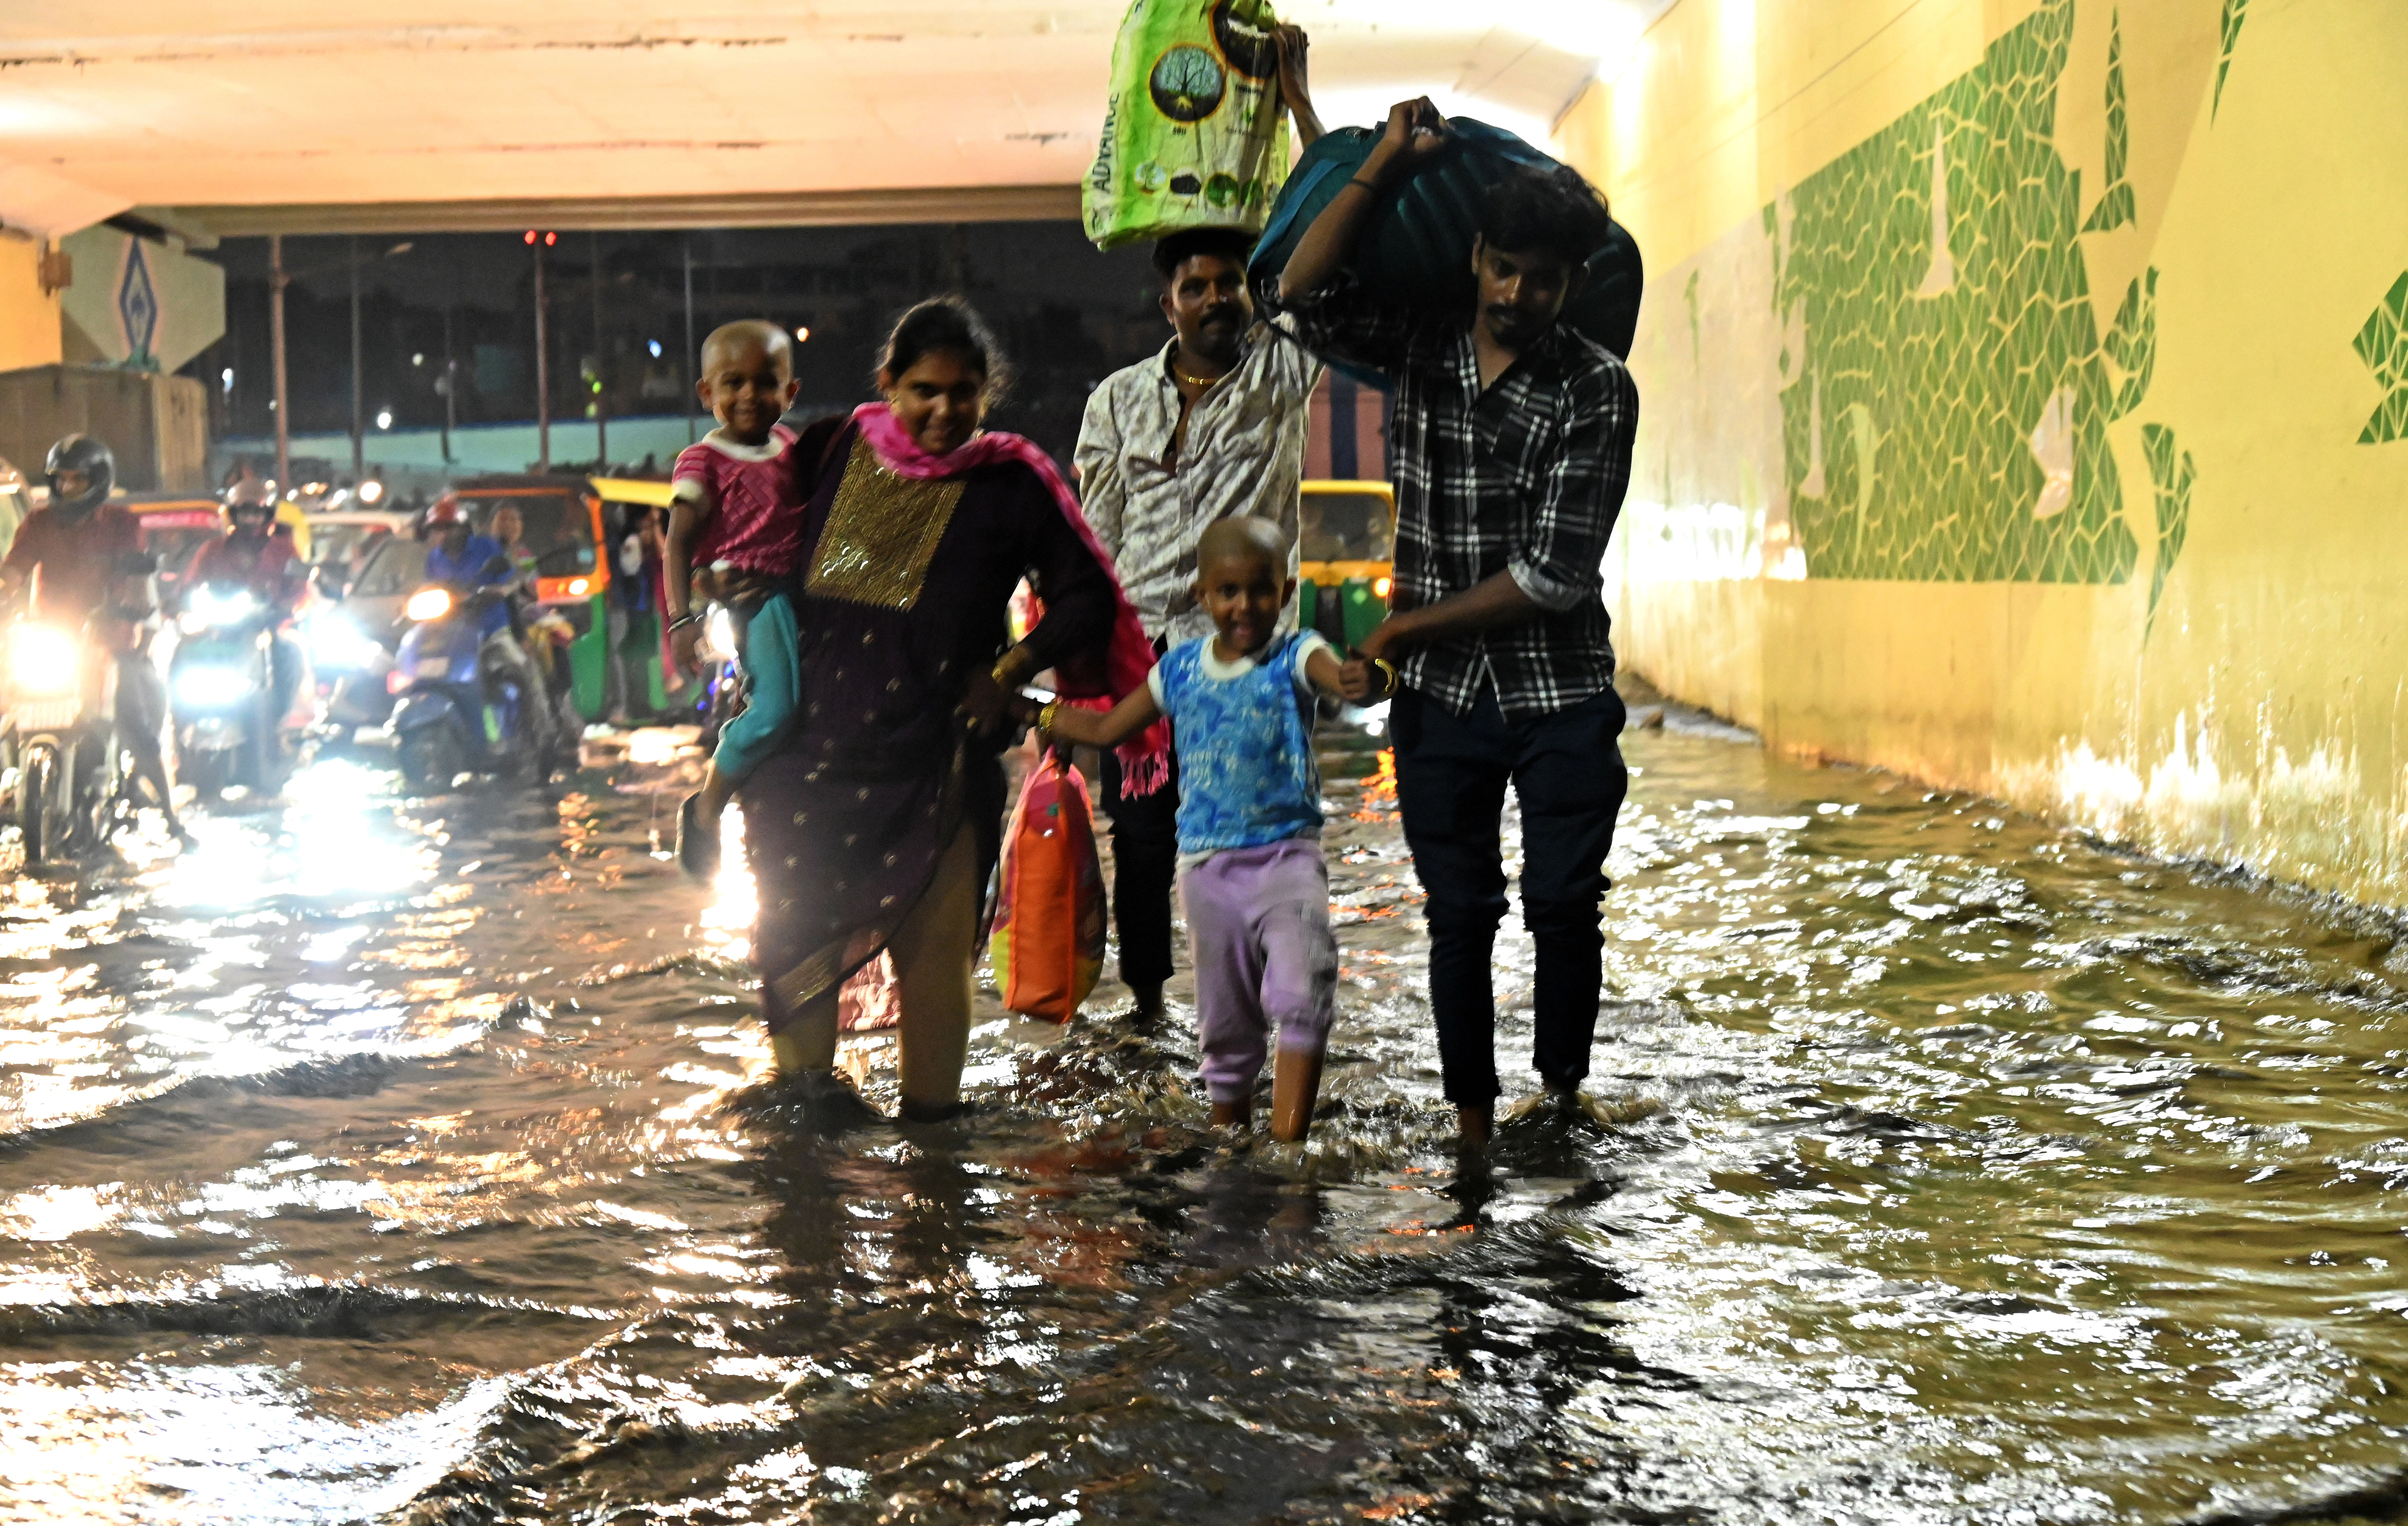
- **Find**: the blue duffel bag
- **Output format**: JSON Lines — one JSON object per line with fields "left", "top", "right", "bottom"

{"left": 1249, "top": 117, "right": 1642, "bottom": 363}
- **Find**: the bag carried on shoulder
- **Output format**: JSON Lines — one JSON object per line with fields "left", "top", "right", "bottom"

{"left": 988, "top": 752, "right": 1106, "bottom": 1022}
{"left": 1249, "top": 117, "right": 1644, "bottom": 361}
{"left": 1082, "top": 0, "right": 1292, "bottom": 250}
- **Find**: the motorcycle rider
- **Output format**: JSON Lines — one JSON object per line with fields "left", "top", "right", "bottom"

{"left": 420, "top": 499, "right": 557, "bottom": 760}
{"left": 183, "top": 477, "right": 309, "bottom": 737}
{"left": 0, "top": 434, "right": 186, "bottom": 839}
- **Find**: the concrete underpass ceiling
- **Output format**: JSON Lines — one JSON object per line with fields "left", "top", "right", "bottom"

{"left": 0, "top": 2, "right": 1663, "bottom": 238}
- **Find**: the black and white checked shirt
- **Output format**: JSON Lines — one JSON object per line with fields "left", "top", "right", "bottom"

{"left": 1283, "top": 272, "right": 1637, "bottom": 721}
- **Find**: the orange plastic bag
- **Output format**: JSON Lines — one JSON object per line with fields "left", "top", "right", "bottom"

{"left": 988, "top": 752, "right": 1106, "bottom": 1022}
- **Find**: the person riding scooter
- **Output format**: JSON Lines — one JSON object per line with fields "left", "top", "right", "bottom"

{"left": 0, "top": 434, "right": 185, "bottom": 840}
{"left": 184, "top": 477, "right": 310, "bottom": 733}
{"left": 420, "top": 499, "right": 557, "bottom": 759}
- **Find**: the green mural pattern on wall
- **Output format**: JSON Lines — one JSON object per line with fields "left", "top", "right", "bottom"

{"left": 2141, "top": 422, "right": 2193, "bottom": 629}
{"left": 1775, "top": 0, "right": 2147, "bottom": 584}
{"left": 2353, "top": 272, "right": 2408, "bottom": 445}
{"left": 2214, "top": 0, "right": 2248, "bottom": 120}
{"left": 2080, "top": 12, "right": 2134, "bottom": 234}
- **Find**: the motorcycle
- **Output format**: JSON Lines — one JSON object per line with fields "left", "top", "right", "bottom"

{"left": 386, "top": 584, "right": 559, "bottom": 791}
{"left": 168, "top": 583, "right": 293, "bottom": 801}
{"left": 1, "top": 616, "right": 125, "bottom": 864}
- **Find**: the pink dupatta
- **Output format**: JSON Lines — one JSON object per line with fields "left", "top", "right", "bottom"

{"left": 850, "top": 403, "right": 1171, "bottom": 795}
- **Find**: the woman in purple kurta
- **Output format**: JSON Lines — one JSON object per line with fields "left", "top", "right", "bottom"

{"left": 742, "top": 300, "right": 1156, "bottom": 1119}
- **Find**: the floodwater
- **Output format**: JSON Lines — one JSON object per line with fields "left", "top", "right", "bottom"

{"left": 2, "top": 710, "right": 2406, "bottom": 1526}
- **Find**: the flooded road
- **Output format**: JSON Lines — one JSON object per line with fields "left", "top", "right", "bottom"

{"left": 2, "top": 711, "right": 2406, "bottom": 1525}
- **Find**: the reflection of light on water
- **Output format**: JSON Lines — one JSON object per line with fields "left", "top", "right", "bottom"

{"left": 160, "top": 757, "right": 436, "bottom": 911}
{"left": 0, "top": 1362, "right": 510, "bottom": 1523}
{"left": 625, "top": 726, "right": 698, "bottom": 768}
{"left": 1353, "top": 749, "right": 1398, "bottom": 821}
{"left": 700, "top": 802, "right": 752, "bottom": 961}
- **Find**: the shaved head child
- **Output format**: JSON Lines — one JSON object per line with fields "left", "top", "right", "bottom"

{"left": 1038, "top": 517, "right": 1349, "bottom": 1139}
{"left": 669, "top": 320, "right": 810, "bottom": 872}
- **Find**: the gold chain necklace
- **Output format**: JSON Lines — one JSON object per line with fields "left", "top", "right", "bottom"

{"left": 1174, "top": 349, "right": 1230, "bottom": 389}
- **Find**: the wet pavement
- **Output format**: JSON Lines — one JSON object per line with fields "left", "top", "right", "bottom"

{"left": 2, "top": 711, "right": 2407, "bottom": 1524}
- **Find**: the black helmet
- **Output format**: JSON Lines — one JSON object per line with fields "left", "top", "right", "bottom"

{"left": 43, "top": 434, "right": 113, "bottom": 514}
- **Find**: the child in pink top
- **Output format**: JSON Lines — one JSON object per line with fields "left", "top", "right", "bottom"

{"left": 664, "top": 319, "right": 806, "bottom": 668}
{"left": 667, "top": 319, "right": 808, "bottom": 873}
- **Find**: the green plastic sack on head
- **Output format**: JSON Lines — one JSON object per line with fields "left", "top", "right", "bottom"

{"left": 1082, "top": 0, "right": 1292, "bottom": 251}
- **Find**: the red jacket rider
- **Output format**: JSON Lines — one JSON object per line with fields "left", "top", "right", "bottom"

{"left": 184, "top": 481, "right": 304, "bottom": 617}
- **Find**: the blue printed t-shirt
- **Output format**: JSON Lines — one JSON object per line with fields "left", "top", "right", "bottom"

{"left": 1147, "top": 630, "right": 1333, "bottom": 864}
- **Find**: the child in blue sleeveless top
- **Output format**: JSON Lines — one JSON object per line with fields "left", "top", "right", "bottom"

{"left": 1039, "top": 518, "right": 1353, "bottom": 1139}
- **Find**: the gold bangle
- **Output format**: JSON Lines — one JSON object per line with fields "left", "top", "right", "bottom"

{"left": 1372, "top": 657, "right": 1399, "bottom": 697}
{"left": 1038, "top": 700, "right": 1061, "bottom": 736}
{"left": 992, "top": 653, "right": 1020, "bottom": 686}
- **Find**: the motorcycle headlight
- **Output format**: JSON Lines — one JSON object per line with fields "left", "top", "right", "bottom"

{"left": 175, "top": 665, "right": 256, "bottom": 708}
{"left": 700, "top": 606, "right": 737, "bottom": 663}
{"left": 186, "top": 587, "right": 260, "bottom": 630}
{"left": 9, "top": 625, "right": 78, "bottom": 698}
{"left": 405, "top": 587, "right": 453, "bottom": 623}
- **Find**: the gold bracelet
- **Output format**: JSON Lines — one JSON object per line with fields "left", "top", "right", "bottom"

{"left": 1372, "top": 657, "right": 1399, "bottom": 697}
{"left": 992, "top": 653, "right": 1020, "bottom": 687}
{"left": 1038, "top": 700, "right": 1061, "bottom": 736}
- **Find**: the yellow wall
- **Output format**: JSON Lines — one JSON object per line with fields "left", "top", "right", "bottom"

{"left": 0, "top": 236, "right": 64, "bottom": 378}
{"left": 1560, "top": 0, "right": 2408, "bottom": 906}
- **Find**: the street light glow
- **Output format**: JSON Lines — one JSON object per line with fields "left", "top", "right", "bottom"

{"left": 795, "top": 326, "right": 811, "bottom": 344}
{"left": 375, "top": 409, "right": 393, "bottom": 430}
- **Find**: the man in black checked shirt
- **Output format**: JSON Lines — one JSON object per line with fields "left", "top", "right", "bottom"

{"left": 1284, "top": 98, "right": 1638, "bottom": 1147}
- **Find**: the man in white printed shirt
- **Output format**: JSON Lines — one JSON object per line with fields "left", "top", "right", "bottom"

{"left": 1075, "top": 224, "right": 1325, "bottom": 1020}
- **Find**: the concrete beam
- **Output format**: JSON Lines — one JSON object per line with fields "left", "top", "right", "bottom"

{"left": 163, "top": 184, "right": 1083, "bottom": 237}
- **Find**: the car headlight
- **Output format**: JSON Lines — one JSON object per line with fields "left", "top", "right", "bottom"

{"left": 9, "top": 625, "right": 78, "bottom": 698}
{"left": 405, "top": 587, "right": 453, "bottom": 623}
{"left": 309, "top": 614, "right": 379, "bottom": 672}
{"left": 175, "top": 665, "right": 256, "bottom": 708}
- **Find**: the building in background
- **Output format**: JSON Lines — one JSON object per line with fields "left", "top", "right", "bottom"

{"left": 0, "top": 216, "right": 223, "bottom": 493}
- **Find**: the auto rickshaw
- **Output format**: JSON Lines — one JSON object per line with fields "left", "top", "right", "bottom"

{"left": 1296, "top": 479, "right": 1396, "bottom": 653}
{"left": 436, "top": 473, "right": 679, "bottom": 722}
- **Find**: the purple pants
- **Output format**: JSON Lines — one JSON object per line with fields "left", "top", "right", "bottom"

{"left": 1178, "top": 838, "right": 1338, "bottom": 1103}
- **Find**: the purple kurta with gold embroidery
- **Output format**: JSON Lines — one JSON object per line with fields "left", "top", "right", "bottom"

{"left": 742, "top": 420, "right": 1118, "bottom": 1030}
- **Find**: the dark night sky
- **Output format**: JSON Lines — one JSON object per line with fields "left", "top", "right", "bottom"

{"left": 192, "top": 222, "right": 1168, "bottom": 469}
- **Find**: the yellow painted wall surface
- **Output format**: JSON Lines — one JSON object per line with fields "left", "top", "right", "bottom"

{"left": 0, "top": 237, "right": 64, "bottom": 380}
{"left": 1562, "top": 0, "right": 2408, "bottom": 907}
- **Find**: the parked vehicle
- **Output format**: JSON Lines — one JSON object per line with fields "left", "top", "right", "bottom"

{"left": 386, "top": 582, "right": 556, "bottom": 791}
{"left": 168, "top": 582, "right": 293, "bottom": 800}
{"left": 1, "top": 614, "right": 126, "bottom": 863}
